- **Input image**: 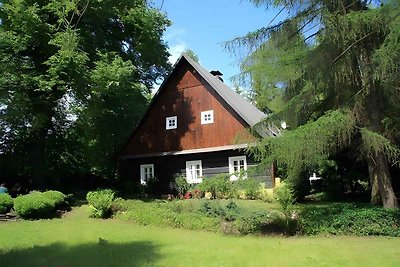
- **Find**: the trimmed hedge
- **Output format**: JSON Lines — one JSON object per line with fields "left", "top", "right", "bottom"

{"left": 42, "top": 190, "right": 67, "bottom": 208}
{"left": 14, "top": 192, "right": 55, "bottom": 219}
{"left": 13, "top": 190, "right": 68, "bottom": 219}
{"left": 0, "top": 194, "right": 13, "bottom": 214}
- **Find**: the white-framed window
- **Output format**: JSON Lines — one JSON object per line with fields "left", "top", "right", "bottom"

{"left": 229, "top": 156, "right": 247, "bottom": 181}
{"left": 186, "top": 160, "right": 203, "bottom": 184}
{"left": 201, "top": 110, "right": 214, "bottom": 124}
{"left": 140, "top": 164, "right": 154, "bottom": 184}
{"left": 166, "top": 116, "right": 177, "bottom": 130}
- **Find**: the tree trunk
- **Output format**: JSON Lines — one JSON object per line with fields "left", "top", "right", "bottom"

{"left": 358, "top": 47, "right": 398, "bottom": 208}
{"left": 367, "top": 155, "right": 398, "bottom": 208}
{"left": 368, "top": 158, "right": 381, "bottom": 205}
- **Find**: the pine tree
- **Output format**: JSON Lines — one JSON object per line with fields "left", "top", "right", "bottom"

{"left": 228, "top": 0, "right": 400, "bottom": 208}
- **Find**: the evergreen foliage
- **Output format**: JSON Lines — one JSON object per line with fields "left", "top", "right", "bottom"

{"left": 229, "top": 0, "right": 400, "bottom": 208}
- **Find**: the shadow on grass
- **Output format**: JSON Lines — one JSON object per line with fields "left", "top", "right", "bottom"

{"left": 0, "top": 240, "right": 161, "bottom": 267}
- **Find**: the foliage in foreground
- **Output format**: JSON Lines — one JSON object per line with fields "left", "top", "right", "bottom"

{"left": 41, "top": 190, "right": 68, "bottom": 208}
{"left": 1, "top": 207, "right": 400, "bottom": 267}
{"left": 0, "top": 194, "right": 13, "bottom": 214}
{"left": 14, "top": 192, "right": 53, "bottom": 219}
{"left": 13, "top": 190, "right": 68, "bottom": 219}
{"left": 86, "top": 189, "right": 115, "bottom": 218}
{"left": 116, "top": 199, "right": 221, "bottom": 232}
{"left": 114, "top": 197, "right": 400, "bottom": 237}
{"left": 116, "top": 199, "right": 291, "bottom": 235}
{"left": 300, "top": 203, "right": 400, "bottom": 237}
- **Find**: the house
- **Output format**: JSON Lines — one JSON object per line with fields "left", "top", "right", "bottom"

{"left": 118, "top": 54, "right": 275, "bottom": 193}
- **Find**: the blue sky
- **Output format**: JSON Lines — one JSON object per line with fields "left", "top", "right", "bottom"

{"left": 152, "top": 0, "right": 282, "bottom": 87}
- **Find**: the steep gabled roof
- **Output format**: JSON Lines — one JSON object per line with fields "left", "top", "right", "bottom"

{"left": 119, "top": 54, "right": 271, "bottom": 158}
{"left": 181, "top": 54, "right": 266, "bottom": 127}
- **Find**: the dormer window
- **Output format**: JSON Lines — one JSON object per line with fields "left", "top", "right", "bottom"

{"left": 201, "top": 110, "right": 214, "bottom": 124}
{"left": 166, "top": 116, "right": 177, "bottom": 130}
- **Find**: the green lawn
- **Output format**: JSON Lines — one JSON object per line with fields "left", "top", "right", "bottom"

{"left": 1, "top": 205, "right": 399, "bottom": 267}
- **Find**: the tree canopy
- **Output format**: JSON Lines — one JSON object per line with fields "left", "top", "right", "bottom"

{"left": 229, "top": 0, "right": 400, "bottom": 208}
{"left": 0, "top": 0, "right": 171, "bottom": 188}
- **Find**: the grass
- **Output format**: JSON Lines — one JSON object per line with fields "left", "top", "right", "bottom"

{"left": 1, "top": 205, "right": 400, "bottom": 266}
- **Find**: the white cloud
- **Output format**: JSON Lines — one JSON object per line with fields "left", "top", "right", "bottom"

{"left": 168, "top": 40, "right": 187, "bottom": 64}
{"left": 164, "top": 28, "right": 187, "bottom": 42}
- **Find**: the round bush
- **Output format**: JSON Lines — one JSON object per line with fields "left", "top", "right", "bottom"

{"left": 0, "top": 194, "right": 13, "bottom": 214}
{"left": 14, "top": 192, "right": 55, "bottom": 219}
{"left": 42, "top": 190, "right": 67, "bottom": 208}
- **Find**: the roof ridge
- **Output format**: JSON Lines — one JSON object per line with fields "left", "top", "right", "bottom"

{"left": 181, "top": 53, "right": 266, "bottom": 127}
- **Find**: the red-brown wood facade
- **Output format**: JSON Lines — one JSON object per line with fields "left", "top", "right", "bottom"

{"left": 120, "top": 59, "right": 254, "bottom": 157}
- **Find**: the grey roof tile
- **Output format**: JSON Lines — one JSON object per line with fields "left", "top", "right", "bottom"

{"left": 181, "top": 54, "right": 266, "bottom": 127}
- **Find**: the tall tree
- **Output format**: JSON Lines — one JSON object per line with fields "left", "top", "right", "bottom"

{"left": 0, "top": 0, "right": 170, "bottom": 186}
{"left": 229, "top": 0, "right": 400, "bottom": 208}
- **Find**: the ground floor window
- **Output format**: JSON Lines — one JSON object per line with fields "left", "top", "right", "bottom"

{"left": 228, "top": 156, "right": 247, "bottom": 181}
{"left": 140, "top": 164, "right": 154, "bottom": 184}
{"left": 186, "top": 160, "right": 203, "bottom": 184}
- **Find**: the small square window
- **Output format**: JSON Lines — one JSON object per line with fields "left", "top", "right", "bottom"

{"left": 201, "top": 110, "right": 214, "bottom": 124}
{"left": 166, "top": 116, "right": 177, "bottom": 130}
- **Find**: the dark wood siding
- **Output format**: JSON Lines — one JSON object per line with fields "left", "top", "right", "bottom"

{"left": 120, "top": 60, "right": 255, "bottom": 157}
{"left": 119, "top": 150, "right": 272, "bottom": 193}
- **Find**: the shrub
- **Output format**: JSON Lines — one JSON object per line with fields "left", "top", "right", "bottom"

{"left": 237, "top": 177, "right": 260, "bottom": 199}
{"left": 174, "top": 174, "right": 190, "bottom": 195}
{"left": 86, "top": 189, "right": 115, "bottom": 218}
{"left": 198, "top": 200, "right": 226, "bottom": 218}
{"left": 300, "top": 203, "right": 400, "bottom": 236}
{"left": 0, "top": 194, "right": 13, "bottom": 214}
{"left": 143, "top": 177, "right": 159, "bottom": 196}
{"left": 196, "top": 174, "right": 233, "bottom": 199}
{"left": 224, "top": 200, "right": 240, "bottom": 221}
{"left": 274, "top": 183, "right": 295, "bottom": 213}
{"left": 274, "top": 183, "right": 299, "bottom": 235}
{"left": 42, "top": 190, "right": 67, "bottom": 208}
{"left": 259, "top": 184, "right": 274, "bottom": 203}
{"left": 14, "top": 192, "right": 55, "bottom": 219}
{"left": 115, "top": 199, "right": 220, "bottom": 232}
{"left": 169, "top": 200, "right": 197, "bottom": 213}
{"left": 234, "top": 211, "right": 269, "bottom": 235}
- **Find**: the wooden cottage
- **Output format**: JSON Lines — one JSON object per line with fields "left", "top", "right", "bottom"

{"left": 119, "top": 54, "right": 275, "bottom": 192}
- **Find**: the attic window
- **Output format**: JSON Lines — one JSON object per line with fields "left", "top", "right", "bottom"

{"left": 201, "top": 110, "right": 214, "bottom": 124}
{"left": 166, "top": 116, "right": 177, "bottom": 130}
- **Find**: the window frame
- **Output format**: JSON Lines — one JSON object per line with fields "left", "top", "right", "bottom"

{"left": 140, "top": 164, "right": 154, "bottom": 185}
{"left": 201, "top": 110, "right": 214, "bottom": 125}
{"left": 186, "top": 160, "right": 203, "bottom": 184}
{"left": 166, "top": 116, "right": 177, "bottom": 130}
{"left": 228, "top": 156, "right": 247, "bottom": 181}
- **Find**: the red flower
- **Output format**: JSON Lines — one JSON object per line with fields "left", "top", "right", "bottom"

{"left": 184, "top": 191, "right": 192, "bottom": 199}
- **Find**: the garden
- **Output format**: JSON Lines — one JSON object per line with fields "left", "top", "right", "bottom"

{"left": 1, "top": 174, "right": 400, "bottom": 266}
